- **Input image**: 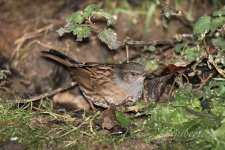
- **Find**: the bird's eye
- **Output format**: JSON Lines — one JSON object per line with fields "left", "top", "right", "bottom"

{"left": 130, "top": 72, "right": 136, "bottom": 77}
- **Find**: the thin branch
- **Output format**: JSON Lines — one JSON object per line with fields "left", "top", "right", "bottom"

{"left": 123, "top": 44, "right": 173, "bottom": 63}
{"left": 121, "top": 39, "right": 174, "bottom": 47}
{"left": 1, "top": 82, "right": 77, "bottom": 104}
{"left": 126, "top": 45, "right": 129, "bottom": 63}
{"left": 33, "top": 106, "right": 76, "bottom": 121}
{"left": 13, "top": 24, "right": 54, "bottom": 59}
{"left": 157, "top": 0, "right": 193, "bottom": 28}
{"left": 28, "top": 40, "right": 69, "bottom": 52}
{"left": 14, "top": 24, "right": 54, "bottom": 50}
{"left": 173, "top": 33, "right": 194, "bottom": 41}
{"left": 197, "top": 73, "right": 213, "bottom": 90}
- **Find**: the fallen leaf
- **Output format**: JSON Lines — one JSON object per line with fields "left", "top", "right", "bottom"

{"left": 53, "top": 92, "right": 90, "bottom": 111}
{"left": 101, "top": 105, "right": 118, "bottom": 130}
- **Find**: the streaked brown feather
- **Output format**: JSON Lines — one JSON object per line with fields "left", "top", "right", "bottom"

{"left": 42, "top": 50, "right": 145, "bottom": 108}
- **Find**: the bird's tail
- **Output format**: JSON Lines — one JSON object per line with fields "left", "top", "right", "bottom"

{"left": 41, "top": 49, "right": 79, "bottom": 67}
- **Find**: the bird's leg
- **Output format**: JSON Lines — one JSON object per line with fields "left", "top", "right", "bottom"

{"left": 87, "top": 99, "right": 97, "bottom": 112}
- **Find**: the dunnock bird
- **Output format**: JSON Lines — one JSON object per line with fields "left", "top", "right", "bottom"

{"left": 42, "top": 50, "right": 145, "bottom": 108}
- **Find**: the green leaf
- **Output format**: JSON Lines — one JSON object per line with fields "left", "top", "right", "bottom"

{"left": 212, "top": 38, "right": 225, "bottom": 50}
{"left": 0, "top": 70, "right": 11, "bottom": 80}
{"left": 209, "top": 17, "right": 225, "bottom": 32}
{"left": 93, "top": 10, "right": 115, "bottom": 25}
{"left": 183, "top": 47, "right": 201, "bottom": 62}
{"left": 144, "top": 59, "right": 159, "bottom": 71}
{"left": 213, "top": 6, "right": 225, "bottom": 17}
{"left": 57, "top": 23, "right": 76, "bottom": 36}
{"left": 66, "top": 11, "right": 85, "bottom": 24}
{"left": 148, "top": 45, "right": 156, "bottom": 52}
{"left": 212, "top": 122, "right": 225, "bottom": 149}
{"left": 193, "top": 16, "right": 211, "bottom": 34}
{"left": 208, "top": 80, "right": 225, "bottom": 96}
{"left": 115, "top": 111, "right": 131, "bottom": 128}
{"left": 83, "top": 4, "right": 97, "bottom": 17}
{"left": 173, "top": 88, "right": 202, "bottom": 106}
{"left": 174, "top": 42, "right": 188, "bottom": 53}
{"left": 97, "top": 28, "right": 120, "bottom": 49}
{"left": 73, "top": 26, "right": 91, "bottom": 41}
{"left": 144, "top": 3, "right": 156, "bottom": 32}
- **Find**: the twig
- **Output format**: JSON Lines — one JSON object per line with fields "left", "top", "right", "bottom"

{"left": 123, "top": 44, "right": 173, "bottom": 63}
{"left": 169, "top": 76, "right": 177, "bottom": 96}
{"left": 121, "top": 39, "right": 174, "bottom": 47}
{"left": 173, "top": 33, "right": 194, "bottom": 41}
{"left": 28, "top": 40, "right": 69, "bottom": 52}
{"left": 197, "top": 73, "right": 213, "bottom": 90}
{"left": 33, "top": 106, "right": 75, "bottom": 121}
{"left": 157, "top": 0, "right": 193, "bottom": 28}
{"left": 1, "top": 82, "right": 77, "bottom": 104}
{"left": 210, "top": 60, "right": 225, "bottom": 78}
{"left": 126, "top": 45, "right": 129, "bottom": 63}
{"left": 12, "top": 24, "right": 54, "bottom": 59}
{"left": 14, "top": 24, "right": 54, "bottom": 50}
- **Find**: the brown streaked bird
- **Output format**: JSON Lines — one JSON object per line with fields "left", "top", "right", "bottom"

{"left": 42, "top": 50, "right": 145, "bottom": 108}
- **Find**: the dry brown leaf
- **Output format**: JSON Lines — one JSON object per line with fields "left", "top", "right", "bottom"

{"left": 101, "top": 105, "right": 119, "bottom": 130}
{"left": 53, "top": 92, "right": 90, "bottom": 111}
